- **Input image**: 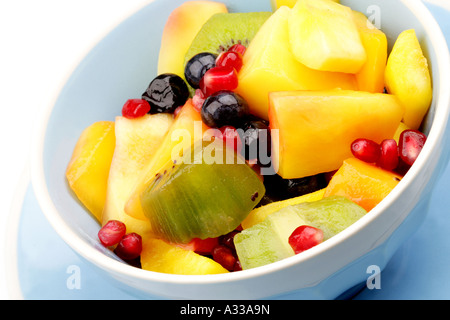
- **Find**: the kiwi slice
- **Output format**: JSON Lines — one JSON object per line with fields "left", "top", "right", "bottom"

{"left": 184, "top": 12, "right": 272, "bottom": 93}
{"left": 140, "top": 140, "right": 265, "bottom": 244}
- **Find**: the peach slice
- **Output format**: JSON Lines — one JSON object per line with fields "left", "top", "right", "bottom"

{"left": 66, "top": 121, "right": 116, "bottom": 222}
{"left": 157, "top": 1, "right": 228, "bottom": 78}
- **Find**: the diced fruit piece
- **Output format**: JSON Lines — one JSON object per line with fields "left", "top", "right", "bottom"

{"left": 235, "top": 6, "right": 357, "bottom": 120}
{"left": 288, "top": 225, "right": 324, "bottom": 254}
{"left": 239, "top": 119, "right": 271, "bottom": 164}
{"left": 385, "top": 29, "right": 433, "bottom": 130}
{"left": 352, "top": 11, "right": 388, "bottom": 93}
{"left": 98, "top": 220, "right": 127, "bottom": 247}
{"left": 241, "top": 189, "right": 325, "bottom": 229}
{"left": 102, "top": 114, "right": 173, "bottom": 236}
{"left": 66, "top": 121, "right": 116, "bottom": 222}
{"left": 323, "top": 158, "right": 402, "bottom": 211}
{"left": 141, "top": 237, "right": 228, "bottom": 275}
{"left": 288, "top": 0, "right": 366, "bottom": 73}
{"left": 269, "top": 90, "right": 404, "bottom": 179}
{"left": 377, "top": 139, "right": 399, "bottom": 171}
{"left": 351, "top": 138, "right": 381, "bottom": 163}
{"left": 235, "top": 196, "right": 366, "bottom": 269}
{"left": 139, "top": 140, "right": 265, "bottom": 243}
{"left": 271, "top": 0, "right": 339, "bottom": 11}
{"left": 213, "top": 126, "right": 243, "bottom": 154}
{"left": 185, "top": 52, "right": 218, "bottom": 89}
{"left": 398, "top": 129, "right": 427, "bottom": 166}
{"left": 199, "top": 66, "right": 239, "bottom": 96}
{"left": 157, "top": 1, "right": 228, "bottom": 78}
{"left": 114, "top": 233, "right": 142, "bottom": 261}
{"left": 184, "top": 11, "right": 272, "bottom": 79}
{"left": 201, "top": 90, "right": 249, "bottom": 128}
{"left": 122, "top": 99, "right": 151, "bottom": 119}
{"left": 212, "top": 245, "right": 237, "bottom": 271}
{"left": 228, "top": 44, "right": 247, "bottom": 56}
{"left": 142, "top": 73, "right": 190, "bottom": 114}
{"left": 124, "top": 100, "right": 209, "bottom": 221}
{"left": 174, "top": 237, "right": 219, "bottom": 255}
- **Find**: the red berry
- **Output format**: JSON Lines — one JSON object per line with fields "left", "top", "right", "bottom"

{"left": 216, "top": 51, "right": 243, "bottom": 72}
{"left": 122, "top": 99, "right": 150, "bottom": 119}
{"left": 351, "top": 138, "right": 381, "bottom": 163}
{"left": 288, "top": 225, "right": 324, "bottom": 254}
{"left": 212, "top": 245, "right": 237, "bottom": 271}
{"left": 200, "top": 66, "right": 238, "bottom": 97}
{"left": 214, "top": 126, "right": 243, "bottom": 154}
{"left": 228, "top": 44, "right": 247, "bottom": 56}
{"left": 98, "top": 220, "right": 126, "bottom": 247}
{"left": 176, "top": 237, "right": 219, "bottom": 255}
{"left": 377, "top": 139, "right": 399, "bottom": 171}
{"left": 399, "top": 130, "right": 427, "bottom": 166}
{"left": 114, "top": 233, "right": 142, "bottom": 261}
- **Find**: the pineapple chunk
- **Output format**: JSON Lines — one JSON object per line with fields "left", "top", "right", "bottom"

{"left": 385, "top": 29, "right": 433, "bottom": 130}
{"left": 288, "top": 0, "right": 366, "bottom": 73}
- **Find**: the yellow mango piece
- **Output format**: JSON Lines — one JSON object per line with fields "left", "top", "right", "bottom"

{"left": 157, "top": 1, "right": 228, "bottom": 77}
{"left": 125, "top": 100, "right": 209, "bottom": 220}
{"left": 385, "top": 29, "right": 433, "bottom": 130}
{"left": 66, "top": 121, "right": 115, "bottom": 222}
{"left": 271, "top": 0, "right": 339, "bottom": 11}
{"left": 236, "top": 6, "right": 357, "bottom": 120}
{"left": 288, "top": 0, "right": 366, "bottom": 73}
{"left": 241, "top": 189, "right": 325, "bottom": 229}
{"left": 323, "top": 158, "right": 402, "bottom": 211}
{"left": 141, "top": 237, "right": 228, "bottom": 275}
{"left": 102, "top": 114, "right": 174, "bottom": 236}
{"left": 353, "top": 11, "right": 387, "bottom": 93}
{"left": 268, "top": 90, "right": 404, "bottom": 179}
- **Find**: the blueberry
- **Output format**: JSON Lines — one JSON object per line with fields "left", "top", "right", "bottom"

{"left": 201, "top": 90, "right": 249, "bottom": 128}
{"left": 185, "top": 52, "right": 217, "bottom": 89}
{"left": 263, "top": 174, "right": 328, "bottom": 201}
{"left": 240, "top": 119, "right": 271, "bottom": 163}
{"left": 142, "top": 73, "right": 189, "bottom": 114}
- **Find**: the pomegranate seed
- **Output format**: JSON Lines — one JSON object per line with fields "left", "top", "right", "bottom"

{"left": 213, "top": 126, "right": 243, "bottom": 154}
{"left": 399, "top": 130, "right": 427, "bottom": 166}
{"left": 216, "top": 51, "right": 243, "bottom": 72}
{"left": 192, "top": 89, "right": 206, "bottom": 112}
{"left": 122, "top": 99, "right": 150, "bottom": 119}
{"left": 288, "top": 225, "right": 324, "bottom": 254}
{"left": 351, "top": 138, "right": 381, "bottom": 163}
{"left": 200, "top": 66, "right": 238, "bottom": 97}
{"left": 212, "top": 245, "right": 237, "bottom": 271}
{"left": 176, "top": 237, "right": 219, "bottom": 255}
{"left": 233, "top": 260, "right": 242, "bottom": 272}
{"left": 98, "top": 220, "right": 126, "bottom": 247}
{"left": 228, "top": 44, "right": 247, "bottom": 56}
{"left": 377, "top": 139, "right": 399, "bottom": 171}
{"left": 114, "top": 233, "right": 142, "bottom": 261}
{"left": 218, "top": 230, "right": 240, "bottom": 251}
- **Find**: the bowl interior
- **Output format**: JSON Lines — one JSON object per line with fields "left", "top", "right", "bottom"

{"left": 33, "top": 0, "right": 448, "bottom": 288}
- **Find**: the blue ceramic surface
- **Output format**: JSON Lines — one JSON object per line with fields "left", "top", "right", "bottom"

{"left": 20, "top": 0, "right": 450, "bottom": 299}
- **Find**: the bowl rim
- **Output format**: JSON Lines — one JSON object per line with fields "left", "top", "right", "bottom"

{"left": 30, "top": 0, "right": 450, "bottom": 288}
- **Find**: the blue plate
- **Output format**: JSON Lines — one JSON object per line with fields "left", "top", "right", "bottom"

{"left": 8, "top": 1, "right": 450, "bottom": 300}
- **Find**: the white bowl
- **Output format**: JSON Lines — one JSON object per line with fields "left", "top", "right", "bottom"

{"left": 31, "top": 0, "right": 450, "bottom": 299}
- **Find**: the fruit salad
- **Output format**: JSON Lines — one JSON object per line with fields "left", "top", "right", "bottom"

{"left": 65, "top": 0, "right": 432, "bottom": 274}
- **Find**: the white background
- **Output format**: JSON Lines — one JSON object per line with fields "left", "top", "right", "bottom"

{"left": 0, "top": 0, "right": 152, "bottom": 300}
{"left": 0, "top": 0, "right": 449, "bottom": 300}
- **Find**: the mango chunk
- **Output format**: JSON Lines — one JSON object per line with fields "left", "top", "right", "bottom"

{"left": 66, "top": 121, "right": 115, "bottom": 222}
{"left": 241, "top": 189, "right": 325, "bottom": 229}
{"left": 353, "top": 11, "right": 387, "bottom": 93}
{"left": 323, "top": 158, "right": 402, "bottom": 211}
{"left": 271, "top": 0, "right": 339, "bottom": 11}
{"left": 141, "top": 237, "right": 228, "bottom": 275}
{"left": 268, "top": 90, "right": 404, "bottom": 179}
{"left": 288, "top": 0, "right": 366, "bottom": 73}
{"left": 236, "top": 6, "right": 357, "bottom": 120}
{"left": 385, "top": 29, "right": 432, "bottom": 130}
